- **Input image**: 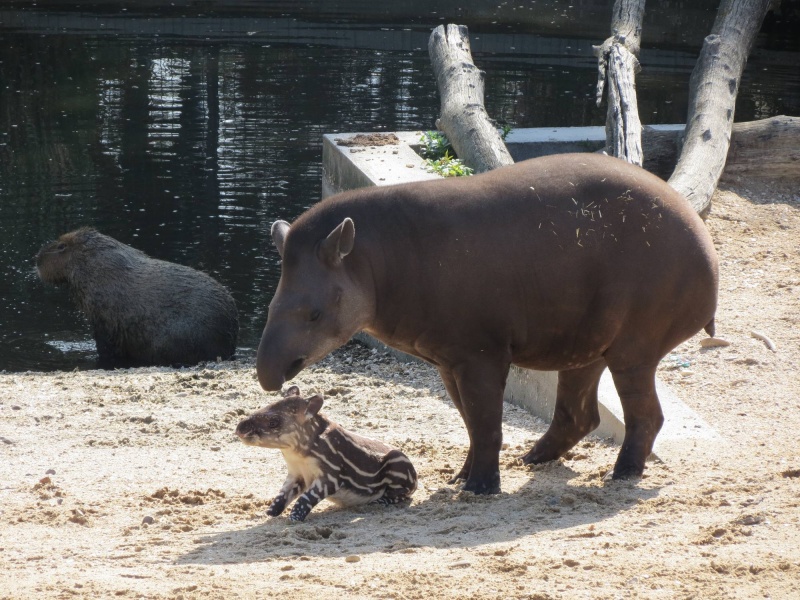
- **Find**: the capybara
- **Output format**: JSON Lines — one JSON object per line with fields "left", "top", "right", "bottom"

{"left": 36, "top": 227, "right": 238, "bottom": 367}
{"left": 236, "top": 386, "right": 417, "bottom": 521}
{"left": 255, "top": 153, "right": 718, "bottom": 494}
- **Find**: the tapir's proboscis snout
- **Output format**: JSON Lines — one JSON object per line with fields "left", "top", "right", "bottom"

{"left": 255, "top": 154, "right": 719, "bottom": 497}
{"left": 256, "top": 304, "right": 289, "bottom": 391}
{"left": 255, "top": 339, "right": 303, "bottom": 391}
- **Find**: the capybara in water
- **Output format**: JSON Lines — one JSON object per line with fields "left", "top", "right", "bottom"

{"left": 36, "top": 227, "right": 238, "bottom": 367}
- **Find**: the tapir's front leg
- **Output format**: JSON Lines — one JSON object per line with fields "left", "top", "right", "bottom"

{"left": 268, "top": 475, "right": 304, "bottom": 517}
{"left": 289, "top": 477, "right": 339, "bottom": 522}
{"left": 443, "top": 358, "right": 509, "bottom": 495}
{"left": 437, "top": 368, "right": 472, "bottom": 484}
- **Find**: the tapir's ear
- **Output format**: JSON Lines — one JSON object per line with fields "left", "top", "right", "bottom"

{"left": 271, "top": 220, "right": 291, "bottom": 258}
{"left": 319, "top": 218, "right": 355, "bottom": 265}
{"left": 283, "top": 385, "right": 300, "bottom": 398}
{"left": 305, "top": 395, "right": 324, "bottom": 419}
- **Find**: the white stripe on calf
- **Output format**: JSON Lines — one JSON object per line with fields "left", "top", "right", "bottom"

{"left": 310, "top": 449, "right": 341, "bottom": 471}
{"left": 339, "top": 453, "right": 382, "bottom": 478}
{"left": 322, "top": 436, "right": 340, "bottom": 456}
{"left": 339, "top": 475, "right": 376, "bottom": 493}
{"left": 383, "top": 455, "right": 413, "bottom": 466}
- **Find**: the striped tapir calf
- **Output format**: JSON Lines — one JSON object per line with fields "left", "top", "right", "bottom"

{"left": 235, "top": 386, "right": 417, "bottom": 521}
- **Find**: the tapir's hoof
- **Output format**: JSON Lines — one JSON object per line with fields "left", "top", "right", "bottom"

{"left": 448, "top": 454, "right": 472, "bottom": 485}
{"left": 448, "top": 466, "right": 470, "bottom": 485}
{"left": 611, "top": 461, "right": 645, "bottom": 480}
{"left": 520, "top": 444, "right": 560, "bottom": 466}
{"left": 461, "top": 474, "right": 501, "bottom": 495}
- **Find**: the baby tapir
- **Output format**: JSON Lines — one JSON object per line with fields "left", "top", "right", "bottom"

{"left": 235, "top": 386, "right": 417, "bottom": 522}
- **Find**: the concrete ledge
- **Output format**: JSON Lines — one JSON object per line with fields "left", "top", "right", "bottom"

{"left": 322, "top": 127, "right": 720, "bottom": 461}
{"left": 322, "top": 131, "right": 439, "bottom": 198}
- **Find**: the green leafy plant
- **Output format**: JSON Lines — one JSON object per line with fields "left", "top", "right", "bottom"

{"left": 500, "top": 124, "right": 513, "bottom": 140}
{"left": 418, "top": 131, "right": 473, "bottom": 177}
{"left": 418, "top": 130, "right": 452, "bottom": 160}
{"left": 424, "top": 151, "right": 474, "bottom": 178}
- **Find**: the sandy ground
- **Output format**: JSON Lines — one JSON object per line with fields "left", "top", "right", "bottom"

{"left": 1, "top": 182, "right": 799, "bottom": 600}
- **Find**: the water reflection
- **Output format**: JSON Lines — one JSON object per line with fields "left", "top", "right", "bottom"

{"left": 0, "top": 3, "right": 797, "bottom": 371}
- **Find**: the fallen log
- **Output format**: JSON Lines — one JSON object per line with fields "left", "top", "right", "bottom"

{"left": 643, "top": 116, "right": 800, "bottom": 181}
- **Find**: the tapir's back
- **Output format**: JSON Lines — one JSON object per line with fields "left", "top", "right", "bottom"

{"left": 314, "top": 153, "right": 712, "bottom": 264}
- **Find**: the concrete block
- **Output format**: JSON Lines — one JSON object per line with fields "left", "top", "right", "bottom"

{"left": 322, "top": 131, "right": 439, "bottom": 197}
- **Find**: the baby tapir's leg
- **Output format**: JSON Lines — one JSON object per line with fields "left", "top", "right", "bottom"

{"left": 375, "top": 450, "right": 417, "bottom": 505}
{"left": 268, "top": 475, "right": 304, "bottom": 517}
{"left": 289, "top": 477, "right": 340, "bottom": 522}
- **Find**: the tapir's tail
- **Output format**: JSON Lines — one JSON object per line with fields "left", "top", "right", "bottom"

{"left": 704, "top": 317, "right": 716, "bottom": 338}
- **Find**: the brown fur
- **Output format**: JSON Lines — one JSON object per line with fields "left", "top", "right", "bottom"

{"left": 36, "top": 228, "right": 238, "bottom": 366}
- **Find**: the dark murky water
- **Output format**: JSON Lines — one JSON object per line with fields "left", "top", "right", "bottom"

{"left": 1, "top": 1, "right": 798, "bottom": 371}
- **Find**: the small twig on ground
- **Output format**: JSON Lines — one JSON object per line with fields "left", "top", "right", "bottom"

{"left": 750, "top": 330, "right": 776, "bottom": 352}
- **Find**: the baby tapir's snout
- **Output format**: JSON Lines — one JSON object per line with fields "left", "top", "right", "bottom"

{"left": 234, "top": 417, "right": 266, "bottom": 443}
{"left": 236, "top": 386, "right": 417, "bottom": 522}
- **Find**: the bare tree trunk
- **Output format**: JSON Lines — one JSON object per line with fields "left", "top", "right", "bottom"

{"left": 428, "top": 24, "right": 514, "bottom": 172}
{"left": 668, "top": 0, "right": 774, "bottom": 216}
{"left": 594, "top": 0, "right": 646, "bottom": 166}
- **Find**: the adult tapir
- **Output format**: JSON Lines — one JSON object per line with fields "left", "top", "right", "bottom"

{"left": 256, "top": 152, "right": 718, "bottom": 495}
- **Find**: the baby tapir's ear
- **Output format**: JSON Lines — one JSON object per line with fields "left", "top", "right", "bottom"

{"left": 305, "top": 395, "right": 324, "bottom": 419}
{"left": 283, "top": 385, "right": 301, "bottom": 397}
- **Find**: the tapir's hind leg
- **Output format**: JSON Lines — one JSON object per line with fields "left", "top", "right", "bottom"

{"left": 521, "top": 359, "right": 606, "bottom": 465}
{"left": 609, "top": 364, "right": 663, "bottom": 479}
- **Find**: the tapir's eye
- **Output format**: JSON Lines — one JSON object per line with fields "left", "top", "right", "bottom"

{"left": 309, "top": 309, "right": 321, "bottom": 322}
{"left": 268, "top": 417, "right": 280, "bottom": 429}
{"left": 56, "top": 242, "right": 67, "bottom": 251}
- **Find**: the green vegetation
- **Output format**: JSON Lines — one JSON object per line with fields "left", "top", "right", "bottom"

{"left": 424, "top": 152, "right": 475, "bottom": 177}
{"left": 418, "top": 131, "right": 473, "bottom": 177}
{"left": 418, "top": 125, "right": 511, "bottom": 177}
{"left": 418, "top": 130, "right": 451, "bottom": 160}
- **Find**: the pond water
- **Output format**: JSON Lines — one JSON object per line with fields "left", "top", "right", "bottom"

{"left": 1, "top": 1, "right": 798, "bottom": 371}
